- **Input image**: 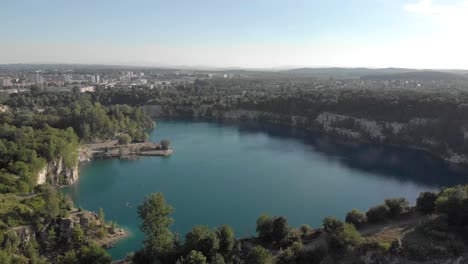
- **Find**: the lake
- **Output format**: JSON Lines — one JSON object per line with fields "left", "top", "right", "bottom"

{"left": 62, "top": 120, "right": 468, "bottom": 260}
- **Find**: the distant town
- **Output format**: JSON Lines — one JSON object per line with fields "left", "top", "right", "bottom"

{"left": 0, "top": 65, "right": 250, "bottom": 94}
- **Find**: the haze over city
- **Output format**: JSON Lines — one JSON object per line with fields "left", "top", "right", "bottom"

{"left": 2, "top": 0, "right": 468, "bottom": 69}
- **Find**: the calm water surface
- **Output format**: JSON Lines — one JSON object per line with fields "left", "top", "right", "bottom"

{"left": 63, "top": 120, "right": 468, "bottom": 259}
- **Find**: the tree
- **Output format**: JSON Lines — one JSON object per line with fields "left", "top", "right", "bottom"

{"left": 435, "top": 185, "right": 468, "bottom": 225}
{"left": 180, "top": 250, "right": 207, "bottom": 264}
{"left": 323, "top": 217, "right": 344, "bottom": 233}
{"left": 45, "top": 228, "right": 57, "bottom": 251}
{"left": 272, "top": 216, "right": 290, "bottom": 244}
{"left": 137, "top": 193, "right": 175, "bottom": 258}
{"left": 98, "top": 208, "right": 105, "bottom": 224}
{"left": 72, "top": 225, "right": 85, "bottom": 246}
{"left": 256, "top": 214, "right": 273, "bottom": 242}
{"left": 56, "top": 250, "right": 77, "bottom": 264}
{"left": 325, "top": 217, "right": 362, "bottom": 252}
{"left": 345, "top": 209, "right": 367, "bottom": 227}
{"left": 211, "top": 253, "right": 226, "bottom": 264}
{"left": 185, "top": 225, "right": 219, "bottom": 259}
{"left": 416, "top": 192, "right": 438, "bottom": 214}
{"left": 366, "top": 204, "right": 391, "bottom": 223}
{"left": 43, "top": 186, "right": 60, "bottom": 219}
{"left": 384, "top": 198, "right": 410, "bottom": 218}
{"left": 117, "top": 134, "right": 132, "bottom": 145}
{"left": 78, "top": 242, "right": 112, "bottom": 264}
{"left": 246, "top": 246, "right": 273, "bottom": 264}
{"left": 215, "top": 225, "right": 235, "bottom": 256}
{"left": 299, "top": 224, "right": 313, "bottom": 239}
{"left": 160, "top": 139, "right": 171, "bottom": 150}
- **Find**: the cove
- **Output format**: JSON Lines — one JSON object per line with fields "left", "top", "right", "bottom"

{"left": 62, "top": 120, "right": 468, "bottom": 260}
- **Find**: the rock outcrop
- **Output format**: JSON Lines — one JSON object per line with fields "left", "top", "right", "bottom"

{"left": 36, "top": 157, "right": 79, "bottom": 185}
{"left": 143, "top": 104, "right": 468, "bottom": 165}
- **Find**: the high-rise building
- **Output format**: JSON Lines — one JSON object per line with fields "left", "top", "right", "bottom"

{"left": 29, "top": 74, "right": 44, "bottom": 85}
{"left": 1, "top": 78, "right": 12, "bottom": 87}
{"left": 95, "top": 75, "right": 100, "bottom": 83}
{"left": 60, "top": 74, "right": 72, "bottom": 83}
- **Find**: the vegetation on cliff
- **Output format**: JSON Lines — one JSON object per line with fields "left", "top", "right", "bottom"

{"left": 84, "top": 79, "right": 468, "bottom": 164}
{"left": 127, "top": 185, "right": 468, "bottom": 264}
{"left": 0, "top": 92, "right": 155, "bottom": 263}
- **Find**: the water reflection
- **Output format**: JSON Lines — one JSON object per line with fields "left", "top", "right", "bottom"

{"left": 234, "top": 121, "right": 468, "bottom": 188}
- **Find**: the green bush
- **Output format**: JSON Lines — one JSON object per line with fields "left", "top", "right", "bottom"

{"left": 366, "top": 204, "right": 391, "bottom": 223}
{"left": 384, "top": 198, "right": 410, "bottom": 218}
{"left": 246, "top": 246, "right": 273, "bottom": 264}
{"left": 345, "top": 209, "right": 367, "bottom": 227}
{"left": 416, "top": 192, "right": 438, "bottom": 214}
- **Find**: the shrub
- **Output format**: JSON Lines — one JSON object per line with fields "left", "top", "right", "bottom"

{"left": 246, "top": 246, "right": 273, "bottom": 264}
{"left": 435, "top": 185, "right": 468, "bottom": 225}
{"left": 323, "top": 217, "right": 344, "bottom": 233}
{"left": 385, "top": 198, "right": 410, "bottom": 218}
{"left": 416, "top": 192, "right": 438, "bottom": 214}
{"left": 215, "top": 225, "right": 235, "bottom": 256}
{"left": 366, "top": 204, "right": 391, "bottom": 223}
{"left": 345, "top": 209, "right": 367, "bottom": 227}
{"left": 299, "top": 224, "right": 313, "bottom": 239}
{"left": 180, "top": 250, "right": 207, "bottom": 264}
{"left": 117, "top": 134, "right": 132, "bottom": 145}
{"left": 160, "top": 139, "right": 171, "bottom": 150}
{"left": 185, "top": 226, "right": 219, "bottom": 259}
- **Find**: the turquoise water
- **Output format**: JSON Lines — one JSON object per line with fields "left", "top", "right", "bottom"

{"left": 63, "top": 120, "right": 468, "bottom": 260}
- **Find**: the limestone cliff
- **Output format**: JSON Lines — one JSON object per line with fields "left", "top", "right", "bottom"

{"left": 36, "top": 157, "right": 79, "bottom": 185}
{"left": 36, "top": 148, "right": 92, "bottom": 186}
{"left": 143, "top": 104, "right": 468, "bottom": 165}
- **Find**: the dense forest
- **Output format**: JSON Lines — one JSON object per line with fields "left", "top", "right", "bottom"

{"left": 0, "top": 92, "right": 155, "bottom": 263}
{"left": 1, "top": 79, "right": 468, "bottom": 263}
{"left": 81, "top": 78, "right": 468, "bottom": 164}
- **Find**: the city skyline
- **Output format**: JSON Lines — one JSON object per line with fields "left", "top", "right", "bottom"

{"left": 2, "top": 0, "right": 468, "bottom": 69}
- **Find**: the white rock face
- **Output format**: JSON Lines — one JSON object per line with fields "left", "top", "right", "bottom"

{"left": 36, "top": 157, "right": 79, "bottom": 186}
{"left": 36, "top": 167, "right": 47, "bottom": 185}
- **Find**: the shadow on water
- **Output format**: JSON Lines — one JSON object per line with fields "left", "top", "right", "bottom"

{"left": 230, "top": 121, "right": 468, "bottom": 188}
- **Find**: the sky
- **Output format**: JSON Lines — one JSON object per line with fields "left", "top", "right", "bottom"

{"left": 1, "top": 0, "right": 468, "bottom": 69}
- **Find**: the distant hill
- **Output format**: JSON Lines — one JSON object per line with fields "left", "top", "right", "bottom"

{"left": 360, "top": 71, "right": 467, "bottom": 81}
{"left": 280, "top": 67, "right": 415, "bottom": 79}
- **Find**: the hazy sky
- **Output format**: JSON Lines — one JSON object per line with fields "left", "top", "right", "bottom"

{"left": 2, "top": 0, "right": 468, "bottom": 69}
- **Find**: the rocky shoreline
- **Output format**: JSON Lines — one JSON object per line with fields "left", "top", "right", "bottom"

{"left": 142, "top": 104, "right": 468, "bottom": 166}
{"left": 81, "top": 140, "right": 173, "bottom": 160}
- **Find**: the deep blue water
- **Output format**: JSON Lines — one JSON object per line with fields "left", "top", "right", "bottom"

{"left": 62, "top": 120, "right": 468, "bottom": 260}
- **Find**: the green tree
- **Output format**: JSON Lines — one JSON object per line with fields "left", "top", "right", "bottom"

{"left": 56, "top": 250, "right": 77, "bottom": 264}
{"left": 137, "top": 193, "right": 174, "bottom": 257}
{"left": 45, "top": 228, "right": 57, "bottom": 251}
{"left": 78, "top": 242, "right": 112, "bottom": 264}
{"left": 160, "top": 139, "right": 171, "bottom": 150}
{"left": 216, "top": 225, "right": 235, "bottom": 256}
{"left": 416, "top": 191, "right": 438, "bottom": 214}
{"left": 98, "top": 208, "right": 105, "bottom": 224}
{"left": 43, "top": 186, "right": 60, "bottom": 219}
{"left": 384, "top": 198, "right": 410, "bottom": 218}
{"left": 117, "top": 134, "right": 132, "bottom": 145}
{"left": 256, "top": 214, "right": 273, "bottom": 242}
{"left": 246, "top": 246, "right": 273, "bottom": 264}
{"left": 211, "top": 253, "right": 226, "bottom": 264}
{"left": 435, "top": 185, "right": 468, "bottom": 225}
{"left": 345, "top": 209, "right": 367, "bottom": 227}
{"left": 72, "top": 225, "right": 85, "bottom": 246}
{"left": 180, "top": 250, "right": 207, "bottom": 264}
{"left": 185, "top": 225, "right": 219, "bottom": 259}
{"left": 323, "top": 216, "right": 344, "bottom": 233}
{"left": 366, "top": 204, "right": 391, "bottom": 223}
{"left": 272, "top": 216, "right": 290, "bottom": 244}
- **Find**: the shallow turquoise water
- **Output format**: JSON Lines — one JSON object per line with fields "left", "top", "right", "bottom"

{"left": 62, "top": 120, "right": 468, "bottom": 260}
